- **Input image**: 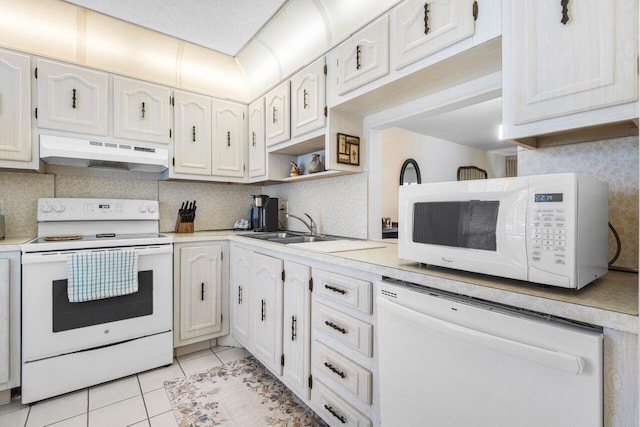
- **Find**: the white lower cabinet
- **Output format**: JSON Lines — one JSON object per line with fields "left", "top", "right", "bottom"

{"left": 230, "top": 246, "right": 252, "bottom": 347}
{"left": 0, "top": 251, "right": 21, "bottom": 394}
{"left": 173, "top": 242, "right": 228, "bottom": 348}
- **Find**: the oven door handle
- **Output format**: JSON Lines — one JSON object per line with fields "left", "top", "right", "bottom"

{"left": 22, "top": 245, "right": 173, "bottom": 264}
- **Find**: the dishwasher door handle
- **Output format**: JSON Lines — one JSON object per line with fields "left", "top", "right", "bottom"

{"left": 378, "top": 297, "right": 585, "bottom": 375}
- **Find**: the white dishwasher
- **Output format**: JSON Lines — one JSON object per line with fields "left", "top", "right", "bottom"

{"left": 377, "top": 280, "right": 603, "bottom": 427}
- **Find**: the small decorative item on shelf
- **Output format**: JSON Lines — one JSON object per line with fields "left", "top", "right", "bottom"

{"left": 290, "top": 162, "right": 302, "bottom": 177}
{"left": 175, "top": 200, "right": 197, "bottom": 233}
{"left": 307, "top": 154, "right": 325, "bottom": 174}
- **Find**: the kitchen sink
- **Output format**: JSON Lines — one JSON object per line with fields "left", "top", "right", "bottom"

{"left": 241, "top": 231, "right": 337, "bottom": 244}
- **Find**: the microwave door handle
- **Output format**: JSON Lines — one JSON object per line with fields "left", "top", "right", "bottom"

{"left": 377, "top": 298, "right": 585, "bottom": 375}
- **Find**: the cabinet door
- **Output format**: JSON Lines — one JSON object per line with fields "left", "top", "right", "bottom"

{"left": 248, "top": 98, "right": 266, "bottom": 179}
{"left": 230, "top": 246, "right": 252, "bottom": 348}
{"left": 0, "top": 50, "right": 31, "bottom": 162}
{"left": 179, "top": 246, "right": 222, "bottom": 341}
{"left": 113, "top": 76, "right": 171, "bottom": 144}
{"left": 173, "top": 91, "right": 212, "bottom": 175}
{"left": 506, "top": 0, "right": 638, "bottom": 125}
{"left": 265, "top": 81, "right": 290, "bottom": 146}
{"left": 36, "top": 59, "right": 108, "bottom": 135}
{"left": 336, "top": 15, "right": 390, "bottom": 96}
{"left": 211, "top": 99, "right": 246, "bottom": 178}
{"left": 393, "top": 0, "right": 476, "bottom": 70}
{"left": 282, "top": 261, "right": 311, "bottom": 399}
{"left": 0, "top": 259, "right": 8, "bottom": 385}
{"left": 291, "top": 57, "right": 326, "bottom": 138}
{"left": 251, "top": 252, "right": 283, "bottom": 375}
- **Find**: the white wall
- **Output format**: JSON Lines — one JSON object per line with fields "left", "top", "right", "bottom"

{"left": 380, "top": 127, "right": 506, "bottom": 221}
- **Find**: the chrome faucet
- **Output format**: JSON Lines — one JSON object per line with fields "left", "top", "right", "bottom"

{"left": 286, "top": 213, "right": 317, "bottom": 236}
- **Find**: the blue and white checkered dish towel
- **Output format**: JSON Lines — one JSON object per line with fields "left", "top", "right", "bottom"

{"left": 67, "top": 249, "right": 139, "bottom": 303}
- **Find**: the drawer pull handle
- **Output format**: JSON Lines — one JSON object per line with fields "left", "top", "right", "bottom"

{"left": 324, "top": 404, "right": 346, "bottom": 424}
{"left": 252, "top": 131, "right": 256, "bottom": 147}
{"left": 303, "top": 89, "right": 309, "bottom": 109}
{"left": 261, "top": 299, "right": 266, "bottom": 321}
{"left": 561, "top": 0, "right": 569, "bottom": 25}
{"left": 325, "top": 320, "right": 347, "bottom": 334}
{"left": 201, "top": 282, "right": 205, "bottom": 301}
{"left": 72, "top": 88, "right": 77, "bottom": 109}
{"left": 238, "top": 286, "right": 243, "bottom": 304}
{"left": 424, "top": 2, "right": 430, "bottom": 35}
{"left": 227, "top": 130, "right": 231, "bottom": 146}
{"left": 192, "top": 125, "right": 196, "bottom": 142}
{"left": 324, "top": 362, "right": 346, "bottom": 379}
{"left": 272, "top": 106, "right": 277, "bottom": 124}
{"left": 291, "top": 315, "right": 297, "bottom": 341}
{"left": 141, "top": 101, "right": 145, "bottom": 119}
{"left": 324, "top": 284, "right": 346, "bottom": 295}
{"left": 356, "top": 45, "right": 361, "bottom": 70}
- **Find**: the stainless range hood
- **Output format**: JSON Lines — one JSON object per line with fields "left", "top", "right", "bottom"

{"left": 40, "top": 135, "right": 169, "bottom": 173}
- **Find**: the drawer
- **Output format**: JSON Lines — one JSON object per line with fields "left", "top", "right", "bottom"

{"left": 314, "top": 269, "right": 372, "bottom": 314}
{"left": 312, "top": 301, "right": 373, "bottom": 357}
{"left": 312, "top": 379, "right": 372, "bottom": 427}
{"left": 313, "top": 340, "right": 372, "bottom": 405}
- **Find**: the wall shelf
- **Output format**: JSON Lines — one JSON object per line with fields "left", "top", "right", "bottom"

{"left": 280, "top": 170, "right": 347, "bottom": 182}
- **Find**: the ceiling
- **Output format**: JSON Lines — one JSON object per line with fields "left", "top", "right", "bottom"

{"left": 64, "top": 0, "right": 288, "bottom": 56}
{"left": 392, "top": 98, "right": 515, "bottom": 155}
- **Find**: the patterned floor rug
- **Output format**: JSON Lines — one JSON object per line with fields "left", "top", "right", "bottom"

{"left": 164, "top": 355, "right": 328, "bottom": 427}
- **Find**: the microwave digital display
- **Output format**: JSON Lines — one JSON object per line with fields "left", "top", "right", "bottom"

{"left": 534, "top": 193, "right": 563, "bottom": 203}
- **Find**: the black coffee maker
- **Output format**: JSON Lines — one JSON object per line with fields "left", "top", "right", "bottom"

{"left": 251, "top": 195, "right": 278, "bottom": 232}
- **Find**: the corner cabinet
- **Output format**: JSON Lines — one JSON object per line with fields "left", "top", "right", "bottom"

{"left": 36, "top": 59, "right": 109, "bottom": 135}
{"left": 113, "top": 76, "right": 171, "bottom": 144}
{"left": 265, "top": 81, "right": 291, "bottom": 146}
{"left": 392, "top": 0, "right": 477, "bottom": 70}
{"left": 291, "top": 57, "right": 326, "bottom": 138}
{"left": 335, "top": 15, "right": 390, "bottom": 96}
{"left": 0, "top": 49, "right": 31, "bottom": 162}
{"left": 173, "top": 242, "right": 228, "bottom": 348}
{"left": 502, "top": 0, "right": 639, "bottom": 141}
{"left": 248, "top": 98, "right": 266, "bottom": 180}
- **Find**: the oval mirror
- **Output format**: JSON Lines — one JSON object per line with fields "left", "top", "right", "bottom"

{"left": 399, "top": 158, "right": 421, "bottom": 185}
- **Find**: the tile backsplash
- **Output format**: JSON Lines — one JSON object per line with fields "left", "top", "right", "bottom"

{"left": 518, "top": 136, "right": 638, "bottom": 270}
{"left": 0, "top": 171, "right": 54, "bottom": 237}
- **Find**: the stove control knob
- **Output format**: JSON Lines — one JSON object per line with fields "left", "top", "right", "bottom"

{"left": 139, "top": 205, "right": 147, "bottom": 213}
{"left": 54, "top": 204, "right": 65, "bottom": 213}
{"left": 41, "top": 203, "right": 52, "bottom": 213}
{"left": 147, "top": 204, "right": 156, "bottom": 213}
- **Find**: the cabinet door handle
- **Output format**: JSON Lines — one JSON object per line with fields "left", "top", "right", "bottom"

{"left": 227, "top": 131, "right": 231, "bottom": 147}
{"left": 238, "top": 286, "right": 243, "bottom": 304}
{"left": 192, "top": 125, "right": 196, "bottom": 142}
{"left": 324, "top": 362, "right": 347, "bottom": 379}
{"left": 424, "top": 2, "right": 430, "bottom": 35}
{"left": 201, "top": 283, "right": 205, "bottom": 301}
{"left": 252, "top": 131, "right": 256, "bottom": 147}
{"left": 141, "top": 102, "right": 145, "bottom": 119}
{"left": 72, "top": 88, "right": 77, "bottom": 109}
{"left": 324, "top": 284, "right": 347, "bottom": 295}
{"left": 356, "top": 45, "right": 361, "bottom": 70}
{"left": 561, "top": 0, "right": 569, "bottom": 25}
{"left": 303, "top": 89, "right": 309, "bottom": 109}
{"left": 324, "top": 405, "right": 346, "bottom": 424}
{"left": 261, "top": 299, "right": 266, "bottom": 321}
{"left": 325, "top": 320, "right": 347, "bottom": 334}
{"left": 291, "top": 315, "right": 297, "bottom": 341}
{"left": 272, "top": 106, "right": 277, "bottom": 124}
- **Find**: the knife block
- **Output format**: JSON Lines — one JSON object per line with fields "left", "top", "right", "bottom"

{"left": 174, "top": 216, "right": 194, "bottom": 233}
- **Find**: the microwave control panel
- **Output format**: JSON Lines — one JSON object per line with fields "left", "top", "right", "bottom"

{"left": 529, "top": 206, "right": 567, "bottom": 265}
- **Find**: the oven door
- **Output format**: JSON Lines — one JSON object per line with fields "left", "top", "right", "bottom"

{"left": 22, "top": 245, "right": 173, "bottom": 362}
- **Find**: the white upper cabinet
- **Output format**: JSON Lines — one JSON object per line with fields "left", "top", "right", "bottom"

{"left": 265, "top": 81, "right": 291, "bottom": 146}
{"left": 173, "top": 91, "right": 212, "bottom": 175}
{"left": 392, "top": 0, "right": 477, "bottom": 70}
{"left": 211, "top": 99, "right": 246, "bottom": 178}
{"left": 248, "top": 98, "right": 266, "bottom": 179}
{"left": 113, "top": 76, "right": 171, "bottom": 144}
{"left": 503, "top": 0, "right": 638, "bottom": 138}
{"left": 0, "top": 49, "right": 31, "bottom": 162}
{"left": 335, "top": 15, "right": 390, "bottom": 96}
{"left": 291, "top": 57, "right": 326, "bottom": 138}
{"left": 36, "top": 59, "right": 108, "bottom": 135}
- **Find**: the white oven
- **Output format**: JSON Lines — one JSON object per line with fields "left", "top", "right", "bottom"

{"left": 21, "top": 198, "right": 173, "bottom": 403}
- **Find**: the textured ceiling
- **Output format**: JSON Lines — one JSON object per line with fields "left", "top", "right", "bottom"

{"left": 64, "top": 0, "right": 288, "bottom": 56}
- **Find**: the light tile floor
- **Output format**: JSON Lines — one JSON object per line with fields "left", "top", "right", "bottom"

{"left": 0, "top": 346, "right": 251, "bottom": 427}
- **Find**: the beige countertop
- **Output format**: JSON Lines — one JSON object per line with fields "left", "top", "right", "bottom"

{"left": 0, "top": 236, "right": 33, "bottom": 252}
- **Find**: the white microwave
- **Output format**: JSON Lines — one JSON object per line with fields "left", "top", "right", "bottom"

{"left": 398, "top": 173, "right": 609, "bottom": 289}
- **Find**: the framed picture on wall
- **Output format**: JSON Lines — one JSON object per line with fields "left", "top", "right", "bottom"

{"left": 337, "top": 133, "right": 360, "bottom": 166}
